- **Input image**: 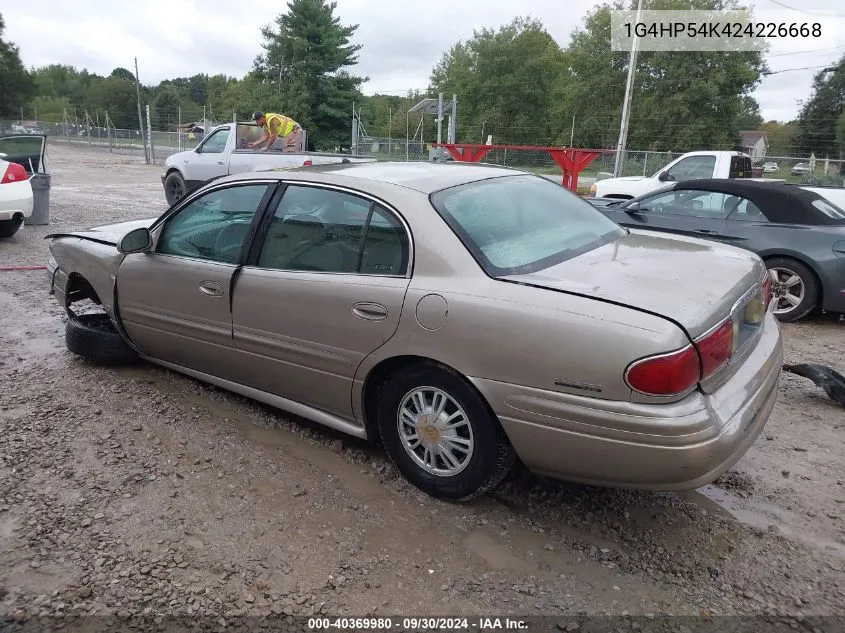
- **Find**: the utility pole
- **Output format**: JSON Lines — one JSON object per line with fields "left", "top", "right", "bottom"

{"left": 613, "top": 0, "right": 644, "bottom": 177}
{"left": 570, "top": 114, "right": 575, "bottom": 147}
{"left": 134, "top": 57, "right": 148, "bottom": 164}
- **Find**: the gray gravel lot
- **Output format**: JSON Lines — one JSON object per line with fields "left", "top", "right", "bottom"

{"left": 1, "top": 144, "right": 844, "bottom": 628}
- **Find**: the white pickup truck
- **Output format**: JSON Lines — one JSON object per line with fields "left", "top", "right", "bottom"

{"left": 161, "top": 121, "right": 375, "bottom": 205}
{"left": 589, "top": 151, "right": 758, "bottom": 199}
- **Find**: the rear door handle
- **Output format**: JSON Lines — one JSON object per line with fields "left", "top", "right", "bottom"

{"left": 352, "top": 302, "right": 388, "bottom": 321}
{"left": 217, "top": 160, "right": 224, "bottom": 165}
{"left": 199, "top": 280, "right": 224, "bottom": 296}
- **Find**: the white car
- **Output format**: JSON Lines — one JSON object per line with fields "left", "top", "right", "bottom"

{"left": 0, "top": 158, "right": 33, "bottom": 237}
{"left": 0, "top": 134, "right": 46, "bottom": 238}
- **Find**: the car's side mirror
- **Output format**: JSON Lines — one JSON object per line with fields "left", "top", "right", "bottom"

{"left": 625, "top": 201, "right": 641, "bottom": 213}
{"left": 657, "top": 171, "right": 669, "bottom": 182}
{"left": 118, "top": 227, "right": 152, "bottom": 254}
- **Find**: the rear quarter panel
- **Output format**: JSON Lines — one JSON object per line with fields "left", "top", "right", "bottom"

{"left": 349, "top": 185, "right": 692, "bottom": 410}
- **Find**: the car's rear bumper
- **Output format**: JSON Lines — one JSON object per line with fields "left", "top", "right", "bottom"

{"left": 470, "top": 311, "right": 783, "bottom": 490}
{"left": 0, "top": 179, "right": 34, "bottom": 220}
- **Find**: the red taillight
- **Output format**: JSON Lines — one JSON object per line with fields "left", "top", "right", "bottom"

{"left": 626, "top": 345, "right": 701, "bottom": 396}
{"left": 762, "top": 274, "right": 772, "bottom": 311}
{"left": 695, "top": 319, "right": 735, "bottom": 379}
{"left": 1, "top": 162, "right": 28, "bottom": 185}
{"left": 302, "top": 159, "right": 313, "bottom": 166}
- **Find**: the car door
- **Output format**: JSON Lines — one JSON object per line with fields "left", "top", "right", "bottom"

{"left": 0, "top": 134, "right": 46, "bottom": 173}
{"left": 230, "top": 183, "right": 412, "bottom": 419}
{"left": 722, "top": 198, "right": 771, "bottom": 252}
{"left": 182, "top": 127, "right": 230, "bottom": 182}
{"left": 610, "top": 188, "right": 733, "bottom": 240}
{"left": 115, "top": 180, "right": 277, "bottom": 377}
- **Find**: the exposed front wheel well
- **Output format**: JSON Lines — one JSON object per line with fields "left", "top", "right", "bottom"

{"left": 65, "top": 273, "right": 102, "bottom": 312}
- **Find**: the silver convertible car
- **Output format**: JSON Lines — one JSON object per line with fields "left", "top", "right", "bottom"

{"left": 45, "top": 162, "right": 783, "bottom": 500}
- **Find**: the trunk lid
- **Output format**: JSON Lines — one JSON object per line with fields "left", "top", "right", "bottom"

{"left": 45, "top": 218, "right": 157, "bottom": 246}
{"left": 500, "top": 229, "right": 765, "bottom": 340}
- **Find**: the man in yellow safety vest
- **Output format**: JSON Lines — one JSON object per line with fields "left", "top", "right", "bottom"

{"left": 248, "top": 111, "right": 304, "bottom": 152}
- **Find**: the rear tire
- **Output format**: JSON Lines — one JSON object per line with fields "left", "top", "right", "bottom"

{"left": 65, "top": 313, "right": 139, "bottom": 365}
{"left": 0, "top": 218, "right": 23, "bottom": 238}
{"left": 376, "top": 362, "right": 515, "bottom": 501}
{"left": 164, "top": 171, "right": 187, "bottom": 206}
{"left": 765, "top": 257, "right": 819, "bottom": 323}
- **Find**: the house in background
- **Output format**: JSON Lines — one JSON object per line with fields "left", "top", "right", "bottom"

{"left": 739, "top": 130, "right": 769, "bottom": 160}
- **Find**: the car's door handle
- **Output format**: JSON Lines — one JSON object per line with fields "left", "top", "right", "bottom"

{"left": 199, "top": 281, "right": 224, "bottom": 296}
{"left": 695, "top": 229, "right": 718, "bottom": 235}
{"left": 217, "top": 161, "right": 224, "bottom": 165}
{"left": 352, "top": 302, "right": 388, "bottom": 321}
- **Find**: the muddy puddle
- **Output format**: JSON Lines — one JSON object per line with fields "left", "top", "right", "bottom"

{"left": 681, "top": 485, "right": 845, "bottom": 558}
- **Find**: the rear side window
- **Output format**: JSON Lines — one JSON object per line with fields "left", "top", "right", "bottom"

{"left": 729, "top": 156, "right": 752, "bottom": 178}
{"left": 811, "top": 199, "right": 845, "bottom": 220}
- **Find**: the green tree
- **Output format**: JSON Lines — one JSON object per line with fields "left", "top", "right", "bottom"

{"left": 795, "top": 57, "right": 844, "bottom": 157}
{"left": 430, "top": 17, "right": 566, "bottom": 145}
{"left": 736, "top": 96, "right": 763, "bottom": 131}
{"left": 759, "top": 120, "right": 797, "bottom": 157}
{"left": 153, "top": 87, "right": 182, "bottom": 130}
{"left": 836, "top": 110, "right": 845, "bottom": 159}
{"left": 110, "top": 67, "right": 136, "bottom": 83}
{"left": 556, "top": 0, "right": 766, "bottom": 151}
{"left": 31, "top": 95, "right": 72, "bottom": 121}
{"left": 30, "top": 64, "right": 100, "bottom": 117}
{"left": 85, "top": 76, "right": 139, "bottom": 129}
{"left": 253, "top": 0, "right": 366, "bottom": 149}
{"left": 0, "top": 13, "right": 35, "bottom": 118}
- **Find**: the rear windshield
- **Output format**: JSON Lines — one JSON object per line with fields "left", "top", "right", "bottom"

{"left": 429, "top": 175, "right": 626, "bottom": 276}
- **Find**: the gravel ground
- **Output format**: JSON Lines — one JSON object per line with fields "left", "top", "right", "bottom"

{"left": 1, "top": 144, "right": 843, "bottom": 629}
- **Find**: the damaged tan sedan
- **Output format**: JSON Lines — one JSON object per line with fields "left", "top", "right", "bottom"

{"left": 45, "top": 162, "right": 783, "bottom": 500}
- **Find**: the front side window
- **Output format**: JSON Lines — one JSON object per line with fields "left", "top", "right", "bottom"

{"left": 430, "top": 175, "right": 625, "bottom": 276}
{"left": 157, "top": 184, "right": 270, "bottom": 263}
{"left": 638, "top": 189, "right": 738, "bottom": 218}
{"left": 199, "top": 128, "right": 229, "bottom": 153}
{"left": 257, "top": 185, "right": 409, "bottom": 275}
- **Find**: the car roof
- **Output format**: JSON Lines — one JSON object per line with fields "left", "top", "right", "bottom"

{"left": 669, "top": 178, "right": 845, "bottom": 225}
{"left": 218, "top": 161, "right": 526, "bottom": 194}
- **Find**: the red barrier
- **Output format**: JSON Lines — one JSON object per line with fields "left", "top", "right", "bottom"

{"left": 432, "top": 143, "right": 602, "bottom": 191}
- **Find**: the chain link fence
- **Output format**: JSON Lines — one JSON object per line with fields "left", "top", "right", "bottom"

{"left": 0, "top": 119, "right": 221, "bottom": 163}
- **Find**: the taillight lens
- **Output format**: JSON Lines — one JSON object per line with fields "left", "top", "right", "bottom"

{"left": 302, "top": 159, "right": 313, "bottom": 166}
{"left": 1, "top": 162, "right": 28, "bottom": 185}
{"left": 762, "top": 274, "right": 772, "bottom": 312}
{"left": 696, "top": 318, "right": 735, "bottom": 379}
{"left": 626, "top": 345, "right": 701, "bottom": 396}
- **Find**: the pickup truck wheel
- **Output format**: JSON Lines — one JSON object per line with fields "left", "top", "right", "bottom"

{"left": 765, "top": 257, "right": 819, "bottom": 323}
{"left": 65, "top": 313, "right": 139, "bottom": 365}
{"left": 164, "top": 171, "right": 187, "bottom": 206}
{"left": 376, "top": 362, "right": 516, "bottom": 501}
{"left": 0, "top": 218, "right": 23, "bottom": 238}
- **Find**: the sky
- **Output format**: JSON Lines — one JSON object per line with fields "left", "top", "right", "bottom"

{"left": 3, "top": 0, "right": 844, "bottom": 123}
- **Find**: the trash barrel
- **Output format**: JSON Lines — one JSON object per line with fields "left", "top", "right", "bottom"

{"left": 28, "top": 173, "right": 52, "bottom": 225}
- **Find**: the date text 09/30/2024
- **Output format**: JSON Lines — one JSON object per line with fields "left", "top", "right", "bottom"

{"left": 307, "top": 617, "right": 530, "bottom": 631}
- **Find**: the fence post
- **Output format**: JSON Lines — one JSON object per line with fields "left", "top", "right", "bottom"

{"left": 106, "top": 111, "right": 111, "bottom": 152}
{"left": 146, "top": 105, "right": 155, "bottom": 164}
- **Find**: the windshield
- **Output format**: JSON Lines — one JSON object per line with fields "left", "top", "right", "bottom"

{"left": 429, "top": 175, "right": 626, "bottom": 276}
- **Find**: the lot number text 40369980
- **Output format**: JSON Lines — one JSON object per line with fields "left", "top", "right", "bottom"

{"left": 307, "top": 617, "right": 529, "bottom": 630}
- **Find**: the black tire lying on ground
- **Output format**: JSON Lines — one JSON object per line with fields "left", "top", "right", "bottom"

{"left": 65, "top": 313, "right": 139, "bottom": 365}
